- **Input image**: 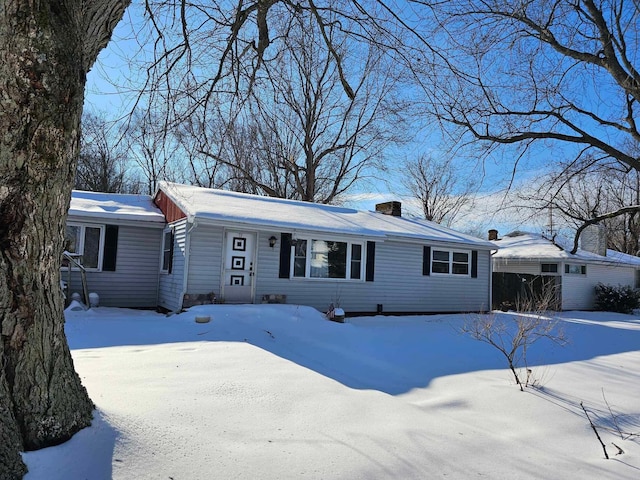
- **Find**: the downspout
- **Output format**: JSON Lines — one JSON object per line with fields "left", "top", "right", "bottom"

{"left": 178, "top": 217, "right": 198, "bottom": 311}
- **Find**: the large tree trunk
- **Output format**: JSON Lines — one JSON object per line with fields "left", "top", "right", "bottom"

{"left": 0, "top": 2, "right": 129, "bottom": 478}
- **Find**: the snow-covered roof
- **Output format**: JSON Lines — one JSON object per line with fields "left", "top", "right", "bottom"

{"left": 159, "top": 182, "right": 494, "bottom": 248}
{"left": 606, "top": 249, "right": 640, "bottom": 266}
{"left": 69, "top": 191, "right": 165, "bottom": 223}
{"left": 493, "top": 232, "right": 640, "bottom": 267}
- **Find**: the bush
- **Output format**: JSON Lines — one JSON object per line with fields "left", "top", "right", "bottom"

{"left": 594, "top": 284, "right": 640, "bottom": 314}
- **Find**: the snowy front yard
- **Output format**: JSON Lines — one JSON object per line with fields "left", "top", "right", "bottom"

{"left": 23, "top": 305, "right": 640, "bottom": 479}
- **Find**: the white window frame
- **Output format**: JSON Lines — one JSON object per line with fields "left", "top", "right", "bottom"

{"left": 431, "top": 248, "right": 471, "bottom": 276}
{"left": 290, "top": 236, "right": 365, "bottom": 281}
{"left": 541, "top": 263, "right": 559, "bottom": 274}
{"left": 160, "top": 228, "right": 173, "bottom": 273}
{"left": 64, "top": 223, "right": 105, "bottom": 271}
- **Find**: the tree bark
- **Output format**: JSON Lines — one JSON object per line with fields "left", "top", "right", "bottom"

{"left": 0, "top": 1, "right": 129, "bottom": 478}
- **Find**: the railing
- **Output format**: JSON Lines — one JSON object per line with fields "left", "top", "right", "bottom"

{"left": 62, "top": 252, "right": 89, "bottom": 308}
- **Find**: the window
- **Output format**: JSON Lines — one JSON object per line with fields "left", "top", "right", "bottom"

{"left": 64, "top": 224, "right": 104, "bottom": 270}
{"left": 431, "top": 249, "right": 470, "bottom": 276}
{"left": 432, "top": 250, "right": 450, "bottom": 274}
{"left": 541, "top": 263, "right": 558, "bottom": 273}
{"left": 291, "top": 238, "right": 363, "bottom": 280}
{"left": 452, "top": 252, "right": 470, "bottom": 275}
{"left": 565, "top": 264, "right": 587, "bottom": 275}
{"left": 293, "top": 239, "right": 307, "bottom": 277}
{"left": 161, "top": 229, "right": 174, "bottom": 273}
{"left": 350, "top": 244, "right": 362, "bottom": 280}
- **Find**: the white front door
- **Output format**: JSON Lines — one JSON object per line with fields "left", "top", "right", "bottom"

{"left": 222, "top": 231, "right": 256, "bottom": 303}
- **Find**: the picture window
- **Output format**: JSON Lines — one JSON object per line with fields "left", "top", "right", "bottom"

{"left": 291, "top": 238, "right": 364, "bottom": 280}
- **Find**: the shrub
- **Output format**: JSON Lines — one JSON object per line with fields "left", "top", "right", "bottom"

{"left": 461, "top": 290, "right": 567, "bottom": 391}
{"left": 594, "top": 284, "right": 640, "bottom": 314}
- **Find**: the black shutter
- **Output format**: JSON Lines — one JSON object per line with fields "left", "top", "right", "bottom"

{"left": 471, "top": 250, "right": 478, "bottom": 278}
{"left": 168, "top": 232, "right": 174, "bottom": 274}
{"left": 365, "top": 241, "right": 375, "bottom": 282}
{"left": 279, "top": 233, "right": 292, "bottom": 278}
{"left": 102, "top": 225, "right": 119, "bottom": 271}
{"left": 565, "top": 264, "right": 570, "bottom": 274}
{"left": 423, "top": 246, "right": 431, "bottom": 276}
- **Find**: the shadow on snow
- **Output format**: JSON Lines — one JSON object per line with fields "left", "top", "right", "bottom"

{"left": 65, "top": 305, "right": 640, "bottom": 397}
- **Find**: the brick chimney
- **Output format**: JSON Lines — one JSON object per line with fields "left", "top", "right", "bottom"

{"left": 488, "top": 229, "right": 499, "bottom": 241}
{"left": 375, "top": 201, "right": 402, "bottom": 217}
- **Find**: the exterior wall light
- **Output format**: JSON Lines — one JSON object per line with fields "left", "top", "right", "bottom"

{"left": 269, "top": 235, "right": 277, "bottom": 248}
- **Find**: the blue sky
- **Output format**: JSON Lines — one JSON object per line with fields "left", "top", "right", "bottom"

{"left": 82, "top": 5, "right": 568, "bottom": 238}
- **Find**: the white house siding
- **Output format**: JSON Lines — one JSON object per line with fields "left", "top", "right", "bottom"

{"left": 254, "top": 232, "right": 492, "bottom": 313}
{"left": 65, "top": 225, "right": 162, "bottom": 308}
{"left": 185, "top": 224, "right": 224, "bottom": 295}
{"left": 562, "top": 263, "right": 636, "bottom": 310}
{"left": 158, "top": 220, "right": 187, "bottom": 312}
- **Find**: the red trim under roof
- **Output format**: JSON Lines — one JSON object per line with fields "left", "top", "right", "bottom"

{"left": 154, "top": 190, "right": 187, "bottom": 223}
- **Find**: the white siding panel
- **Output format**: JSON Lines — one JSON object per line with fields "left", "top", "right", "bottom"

{"left": 591, "top": 263, "right": 635, "bottom": 288}
{"left": 186, "top": 225, "right": 224, "bottom": 295}
{"left": 562, "top": 263, "right": 635, "bottom": 310}
{"left": 158, "top": 220, "right": 187, "bottom": 311}
{"left": 254, "top": 233, "right": 491, "bottom": 313}
{"left": 65, "top": 226, "right": 162, "bottom": 308}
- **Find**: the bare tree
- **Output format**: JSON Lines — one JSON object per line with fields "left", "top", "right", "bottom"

{"left": 402, "top": 154, "right": 477, "bottom": 226}
{"left": 76, "top": 112, "right": 140, "bottom": 193}
{"left": 517, "top": 163, "right": 640, "bottom": 255}
{"left": 412, "top": 0, "right": 640, "bottom": 248}
{"left": 168, "top": 10, "right": 406, "bottom": 203}
{"left": 125, "top": 111, "right": 182, "bottom": 195}
{"left": 175, "top": 105, "right": 277, "bottom": 192}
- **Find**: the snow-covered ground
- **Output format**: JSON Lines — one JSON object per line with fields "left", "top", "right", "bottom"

{"left": 23, "top": 305, "right": 640, "bottom": 479}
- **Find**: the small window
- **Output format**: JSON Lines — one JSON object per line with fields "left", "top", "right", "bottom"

{"left": 541, "top": 263, "right": 558, "bottom": 273}
{"left": 65, "top": 225, "right": 81, "bottom": 254}
{"left": 64, "top": 223, "right": 104, "bottom": 270}
{"left": 293, "top": 239, "right": 307, "bottom": 278}
{"left": 432, "top": 250, "right": 450, "bottom": 274}
{"left": 351, "top": 244, "right": 362, "bottom": 280}
{"left": 431, "top": 249, "right": 470, "bottom": 276}
{"left": 161, "top": 229, "right": 174, "bottom": 273}
{"left": 83, "top": 227, "right": 102, "bottom": 269}
{"left": 565, "top": 264, "right": 587, "bottom": 275}
{"left": 452, "top": 252, "right": 469, "bottom": 275}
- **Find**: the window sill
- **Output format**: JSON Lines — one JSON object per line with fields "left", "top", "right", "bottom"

{"left": 290, "top": 276, "right": 364, "bottom": 283}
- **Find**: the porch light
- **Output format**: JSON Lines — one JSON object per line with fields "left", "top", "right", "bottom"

{"left": 269, "top": 235, "right": 277, "bottom": 248}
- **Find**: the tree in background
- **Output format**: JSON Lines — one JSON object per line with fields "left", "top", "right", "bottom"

{"left": 519, "top": 164, "right": 640, "bottom": 255}
{"left": 152, "top": 9, "right": 406, "bottom": 203}
{"left": 125, "top": 111, "right": 182, "bottom": 195}
{"left": 76, "top": 112, "right": 140, "bottom": 193}
{"left": 414, "top": 0, "right": 640, "bottom": 248}
{"left": 403, "top": 155, "right": 477, "bottom": 226}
